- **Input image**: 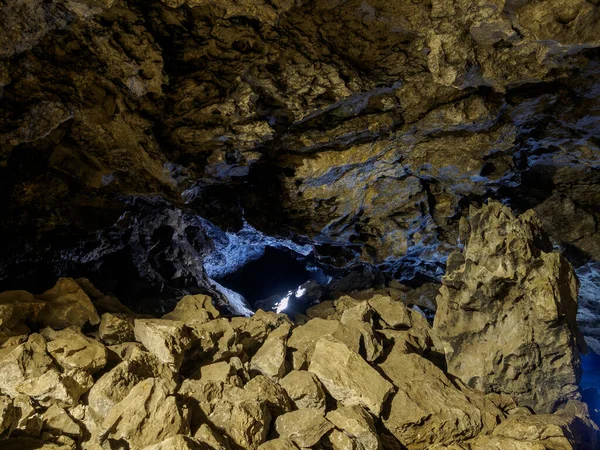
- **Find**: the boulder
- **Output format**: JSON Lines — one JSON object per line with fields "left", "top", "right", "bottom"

{"left": 287, "top": 318, "right": 362, "bottom": 370}
{"left": 99, "top": 313, "right": 135, "bottom": 345}
{"left": 42, "top": 404, "right": 81, "bottom": 438}
{"left": 309, "top": 336, "right": 393, "bottom": 415}
{"left": 0, "top": 290, "right": 45, "bottom": 334}
{"left": 179, "top": 379, "right": 270, "bottom": 449}
{"left": 379, "top": 351, "right": 502, "bottom": 448}
{"left": 188, "top": 318, "right": 242, "bottom": 363}
{"left": 16, "top": 369, "right": 93, "bottom": 408}
{"left": 0, "top": 395, "right": 16, "bottom": 436}
{"left": 326, "top": 406, "right": 380, "bottom": 450}
{"left": 275, "top": 408, "right": 334, "bottom": 448}
{"left": 279, "top": 370, "right": 327, "bottom": 413}
{"left": 367, "top": 294, "right": 412, "bottom": 329}
{"left": 42, "top": 327, "right": 107, "bottom": 374}
{"left": 249, "top": 323, "right": 290, "bottom": 379}
{"left": 36, "top": 278, "right": 100, "bottom": 329}
{"left": 434, "top": 201, "right": 583, "bottom": 413}
{"left": 193, "top": 423, "right": 231, "bottom": 450}
{"left": 0, "top": 333, "right": 55, "bottom": 397}
{"left": 134, "top": 319, "right": 192, "bottom": 371}
{"left": 196, "top": 359, "right": 244, "bottom": 386}
{"left": 245, "top": 375, "right": 292, "bottom": 417}
{"left": 163, "top": 294, "right": 219, "bottom": 326}
{"left": 75, "top": 278, "right": 133, "bottom": 315}
{"left": 13, "top": 394, "right": 43, "bottom": 435}
{"left": 87, "top": 348, "right": 176, "bottom": 422}
{"left": 99, "top": 378, "right": 188, "bottom": 450}
{"left": 231, "top": 310, "right": 292, "bottom": 353}
{"left": 0, "top": 437, "right": 75, "bottom": 449}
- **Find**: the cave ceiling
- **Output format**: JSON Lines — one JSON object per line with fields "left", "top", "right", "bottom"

{"left": 1, "top": 0, "right": 600, "bottom": 301}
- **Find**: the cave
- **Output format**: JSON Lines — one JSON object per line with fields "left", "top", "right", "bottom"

{"left": 1, "top": 0, "right": 600, "bottom": 448}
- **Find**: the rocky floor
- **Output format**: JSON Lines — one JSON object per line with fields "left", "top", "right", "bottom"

{"left": 0, "top": 202, "right": 597, "bottom": 450}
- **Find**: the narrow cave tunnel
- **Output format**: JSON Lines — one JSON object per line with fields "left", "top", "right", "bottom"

{"left": 1, "top": 0, "right": 600, "bottom": 447}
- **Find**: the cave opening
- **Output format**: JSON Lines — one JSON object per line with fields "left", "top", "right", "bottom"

{"left": 214, "top": 246, "right": 325, "bottom": 313}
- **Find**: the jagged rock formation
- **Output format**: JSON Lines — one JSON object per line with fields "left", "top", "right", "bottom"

{"left": 1, "top": 0, "right": 600, "bottom": 316}
{"left": 0, "top": 208, "right": 597, "bottom": 449}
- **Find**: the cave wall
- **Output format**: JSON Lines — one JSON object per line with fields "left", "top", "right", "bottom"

{"left": 1, "top": 0, "right": 600, "bottom": 299}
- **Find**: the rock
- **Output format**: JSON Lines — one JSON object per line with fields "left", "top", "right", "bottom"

{"left": 134, "top": 319, "right": 192, "bottom": 371}
{"left": 42, "top": 327, "right": 107, "bottom": 374}
{"left": 367, "top": 294, "right": 412, "bottom": 329}
{"left": 249, "top": 323, "right": 290, "bottom": 379}
{"left": 13, "top": 394, "right": 43, "bottom": 435}
{"left": 35, "top": 278, "right": 100, "bottom": 329}
{"left": 0, "top": 290, "right": 45, "bottom": 334}
{"left": 287, "top": 318, "right": 362, "bottom": 370}
{"left": 179, "top": 379, "right": 270, "bottom": 449}
{"left": 188, "top": 318, "right": 242, "bottom": 363}
{"left": 491, "top": 411, "right": 598, "bottom": 449}
{"left": 75, "top": 278, "right": 134, "bottom": 315}
{"left": 42, "top": 404, "right": 81, "bottom": 438}
{"left": 194, "top": 357, "right": 246, "bottom": 387}
{"left": 434, "top": 201, "right": 583, "bottom": 413}
{"left": 279, "top": 370, "right": 327, "bottom": 413}
{"left": 245, "top": 375, "right": 292, "bottom": 417}
{"left": 99, "top": 313, "right": 136, "bottom": 345}
{"left": 231, "top": 310, "right": 292, "bottom": 353}
{"left": 193, "top": 423, "right": 231, "bottom": 450}
{"left": 275, "top": 408, "right": 334, "bottom": 448}
{"left": 0, "top": 395, "right": 16, "bottom": 436}
{"left": 258, "top": 438, "right": 299, "bottom": 449}
{"left": 326, "top": 406, "right": 380, "bottom": 450}
{"left": 88, "top": 348, "right": 176, "bottom": 422}
{"left": 1, "top": 437, "right": 74, "bottom": 449}
{"left": 309, "top": 336, "right": 393, "bottom": 416}
{"left": 141, "top": 435, "right": 205, "bottom": 450}
{"left": 206, "top": 385, "right": 271, "bottom": 449}
{"left": 16, "top": 369, "right": 93, "bottom": 408}
{"left": 163, "top": 294, "right": 219, "bottom": 326}
{"left": 0, "top": 334, "right": 55, "bottom": 397}
{"left": 379, "top": 351, "right": 502, "bottom": 448}
{"left": 100, "top": 378, "right": 188, "bottom": 450}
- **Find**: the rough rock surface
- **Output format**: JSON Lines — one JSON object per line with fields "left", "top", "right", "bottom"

{"left": 0, "top": 275, "right": 593, "bottom": 449}
{"left": 434, "top": 201, "right": 583, "bottom": 413}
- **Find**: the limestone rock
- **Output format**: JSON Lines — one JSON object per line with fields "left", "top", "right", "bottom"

{"left": 258, "top": 438, "right": 299, "bottom": 449}
{"left": 275, "top": 408, "right": 333, "bottom": 448}
{"left": 326, "top": 406, "right": 380, "bottom": 450}
{"left": 88, "top": 349, "right": 176, "bottom": 422}
{"left": 43, "top": 327, "right": 107, "bottom": 374}
{"left": 0, "top": 395, "right": 16, "bottom": 436}
{"left": 100, "top": 378, "right": 188, "bottom": 450}
{"left": 231, "top": 310, "right": 292, "bottom": 353}
{"left": 196, "top": 360, "right": 244, "bottom": 386}
{"left": 250, "top": 323, "right": 290, "bottom": 379}
{"left": 367, "top": 294, "right": 412, "bottom": 329}
{"left": 288, "top": 318, "right": 362, "bottom": 370}
{"left": 434, "top": 201, "right": 583, "bottom": 413}
{"left": 189, "top": 318, "right": 242, "bottom": 363}
{"left": 13, "top": 394, "right": 43, "bottom": 435}
{"left": 16, "top": 369, "right": 93, "bottom": 408}
{"left": 309, "top": 336, "right": 393, "bottom": 416}
{"left": 36, "top": 278, "right": 100, "bottom": 329}
{"left": 1, "top": 437, "right": 75, "bottom": 449}
{"left": 163, "top": 294, "right": 219, "bottom": 326}
{"left": 379, "top": 351, "right": 503, "bottom": 448}
{"left": 279, "top": 370, "right": 326, "bottom": 413}
{"left": 194, "top": 423, "right": 231, "bottom": 450}
{"left": 99, "top": 313, "right": 135, "bottom": 345}
{"left": 244, "top": 375, "right": 292, "bottom": 417}
{"left": 42, "top": 404, "right": 81, "bottom": 438}
{"left": 75, "top": 278, "right": 134, "bottom": 315}
{"left": 134, "top": 319, "right": 192, "bottom": 371}
{"left": 0, "top": 290, "right": 45, "bottom": 334}
{"left": 0, "top": 334, "right": 55, "bottom": 397}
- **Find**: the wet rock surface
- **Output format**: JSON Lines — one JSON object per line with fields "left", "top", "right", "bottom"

{"left": 0, "top": 205, "right": 597, "bottom": 449}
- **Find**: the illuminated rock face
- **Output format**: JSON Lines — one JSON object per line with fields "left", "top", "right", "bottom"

{"left": 1, "top": 2, "right": 600, "bottom": 339}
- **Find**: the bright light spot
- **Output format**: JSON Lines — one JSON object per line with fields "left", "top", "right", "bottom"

{"left": 276, "top": 291, "right": 292, "bottom": 313}
{"left": 295, "top": 287, "right": 306, "bottom": 297}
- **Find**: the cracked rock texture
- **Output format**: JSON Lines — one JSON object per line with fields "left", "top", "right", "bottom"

{"left": 1, "top": 0, "right": 600, "bottom": 307}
